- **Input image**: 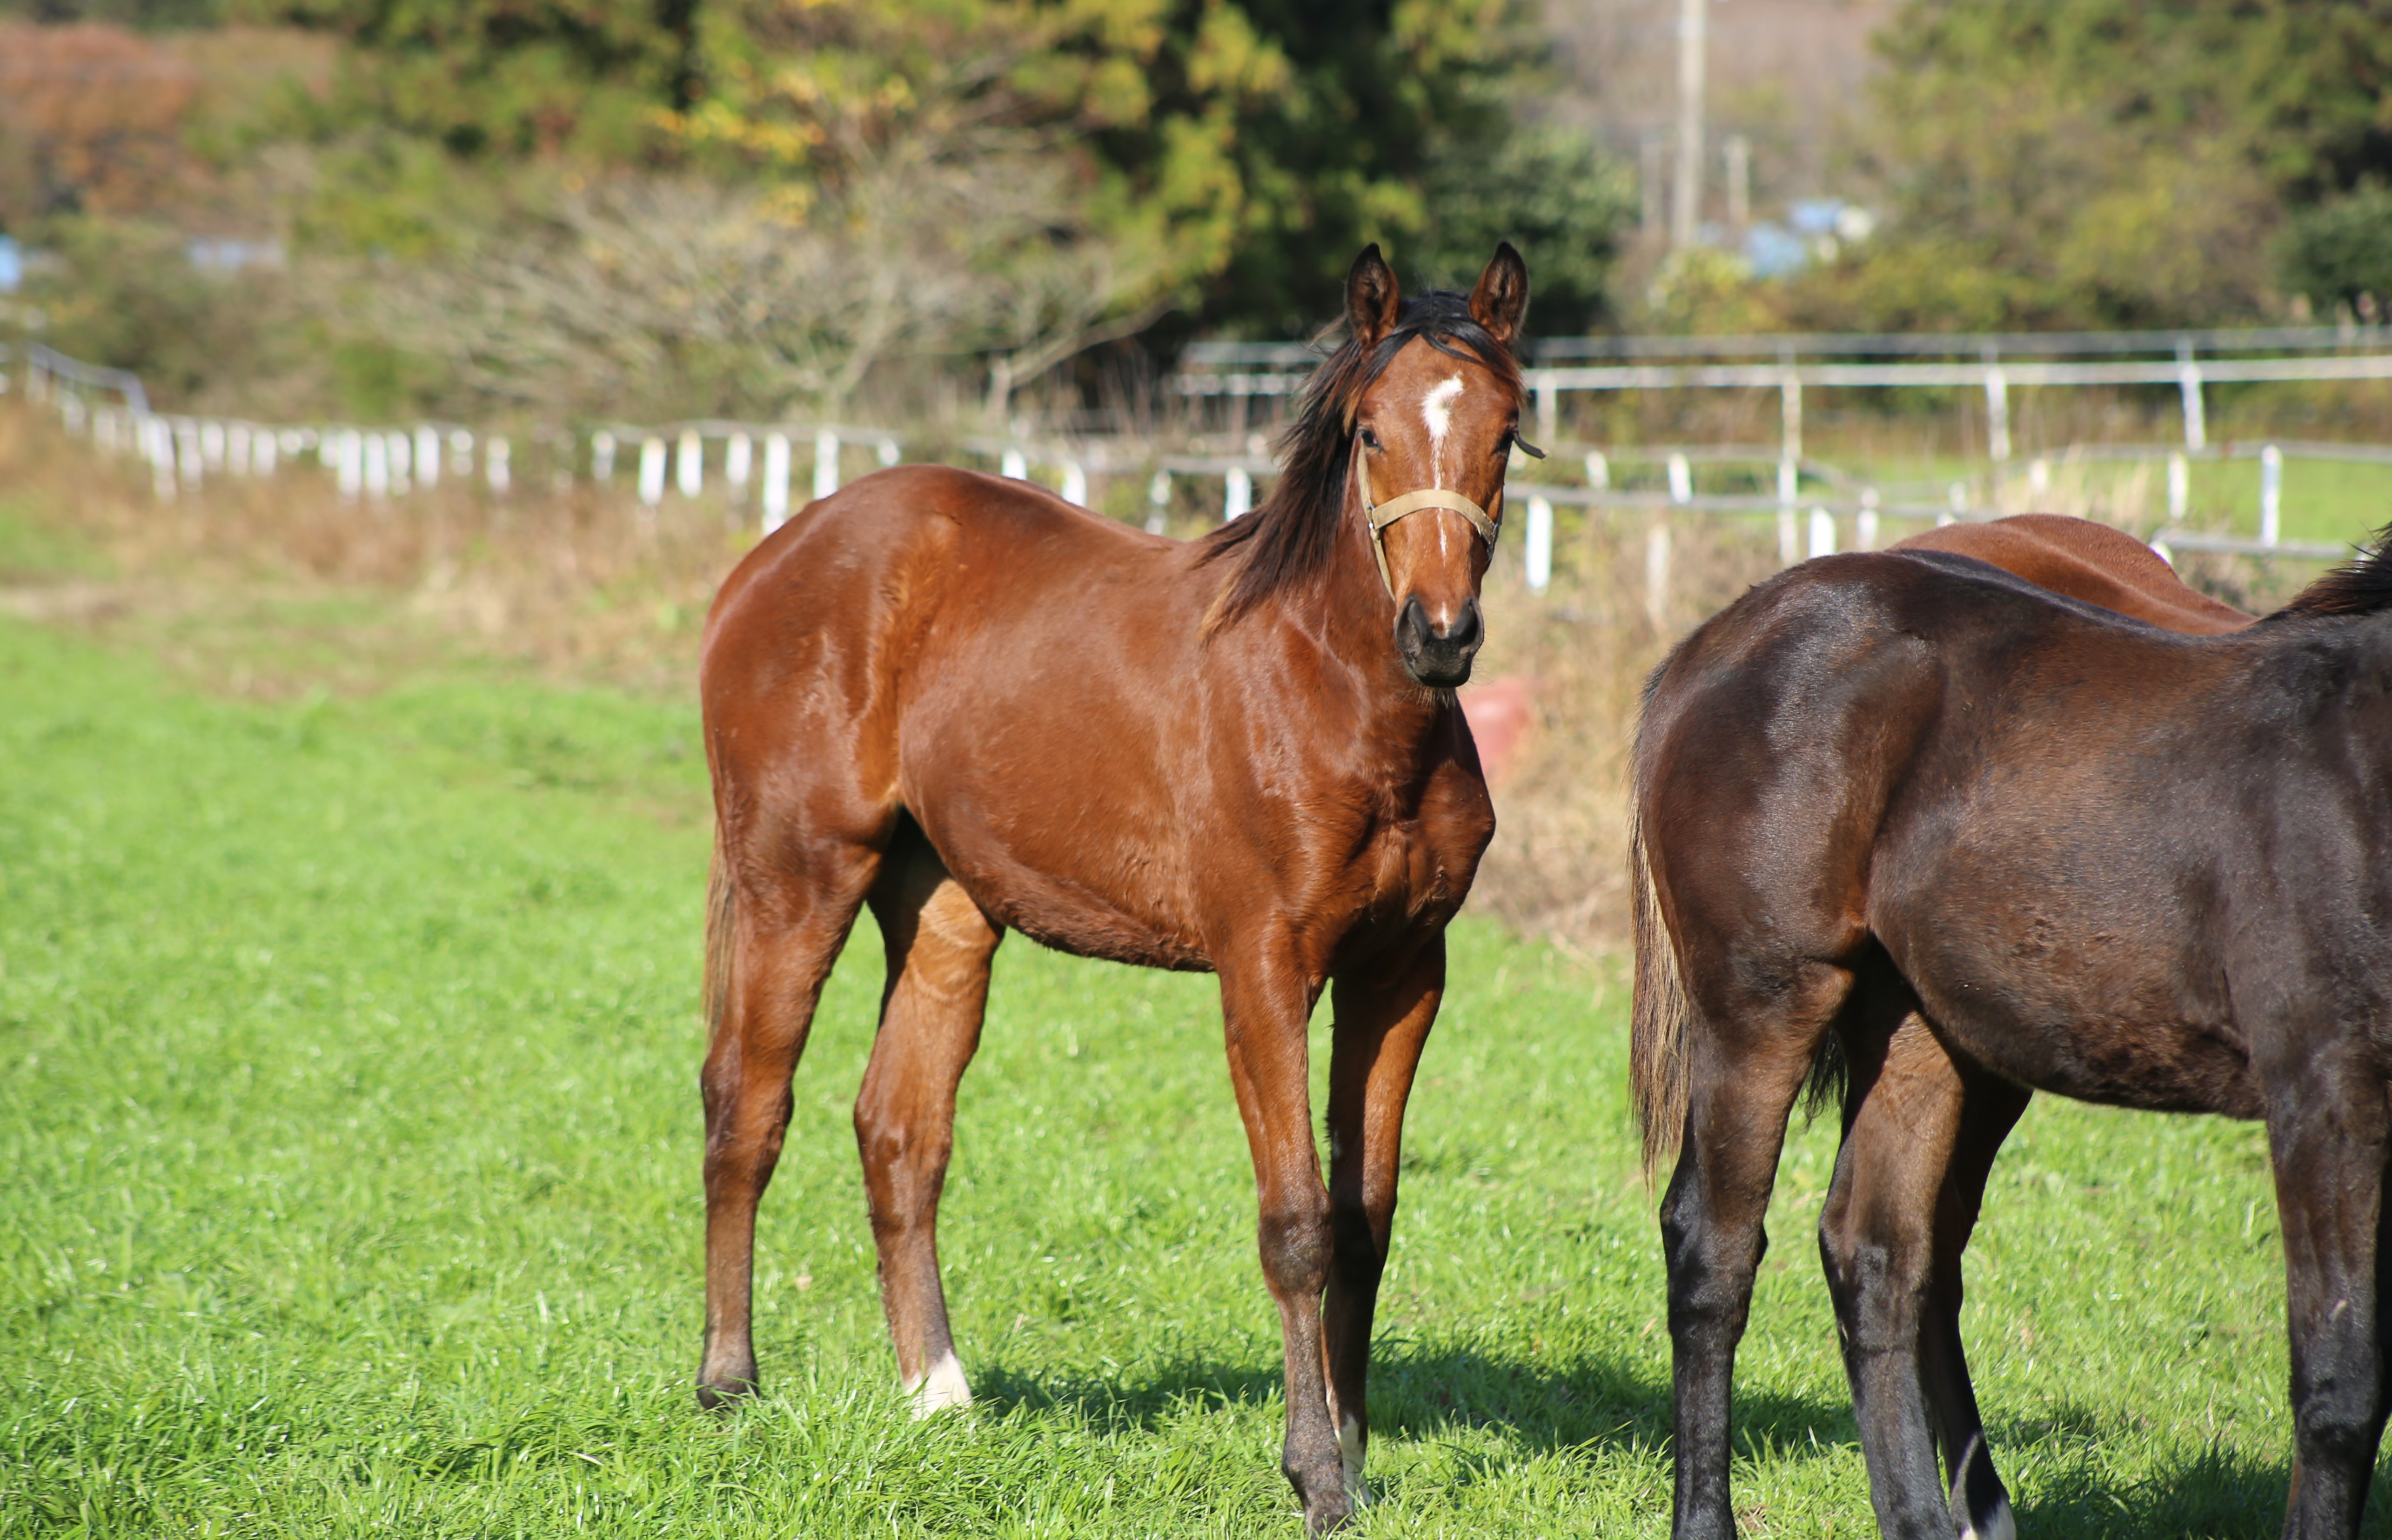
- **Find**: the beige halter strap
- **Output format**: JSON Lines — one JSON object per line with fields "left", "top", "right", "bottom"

{"left": 1356, "top": 445, "right": 1504, "bottom": 598}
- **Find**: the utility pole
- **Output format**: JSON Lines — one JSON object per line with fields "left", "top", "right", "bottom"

{"left": 1672, "top": 0, "right": 1706, "bottom": 250}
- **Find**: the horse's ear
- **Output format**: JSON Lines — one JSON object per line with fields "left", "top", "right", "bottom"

{"left": 1346, "top": 244, "right": 1401, "bottom": 350}
{"left": 1469, "top": 241, "right": 1529, "bottom": 346}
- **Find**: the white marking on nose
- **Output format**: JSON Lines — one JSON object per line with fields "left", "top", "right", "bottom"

{"left": 905, "top": 1351, "right": 973, "bottom": 1416}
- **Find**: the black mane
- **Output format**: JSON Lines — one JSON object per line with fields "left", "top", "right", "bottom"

{"left": 1194, "top": 290, "right": 1523, "bottom": 623}
{"left": 2281, "top": 521, "right": 2392, "bottom": 617}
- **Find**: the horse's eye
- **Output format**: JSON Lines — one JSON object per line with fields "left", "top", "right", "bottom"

{"left": 1359, "top": 427, "right": 1382, "bottom": 451}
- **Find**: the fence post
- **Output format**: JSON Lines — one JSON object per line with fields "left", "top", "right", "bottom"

{"left": 449, "top": 429, "right": 474, "bottom": 479}
{"left": 2167, "top": 452, "right": 2189, "bottom": 521}
{"left": 1645, "top": 523, "right": 1671, "bottom": 632}
{"left": 876, "top": 440, "right": 900, "bottom": 469}
{"left": 2178, "top": 339, "right": 2207, "bottom": 452}
{"left": 638, "top": 437, "right": 667, "bottom": 506}
{"left": 1808, "top": 507, "right": 1836, "bottom": 558}
{"left": 201, "top": 420, "right": 227, "bottom": 471}
{"left": 1983, "top": 365, "right": 2010, "bottom": 464}
{"left": 146, "top": 416, "right": 177, "bottom": 500}
{"left": 814, "top": 429, "right": 841, "bottom": 499}
{"left": 1534, "top": 372, "right": 1558, "bottom": 449}
{"left": 1858, "top": 489, "right": 1880, "bottom": 551}
{"left": 677, "top": 430, "right": 703, "bottom": 498}
{"left": 485, "top": 436, "right": 510, "bottom": 495}
{"left": 388, "top": 430, "right": 412, "bottom": 495}
{"left": 1667, "top": 452, "right": 1692, "bottom": 505}
{"left": 1779, "top": 366, "right": 1802, "bottom": 465}
{"left": 762, "top": 432, "right": 791, "bottom": 533}
{"left": 1060, "top": 461, "right": 1088, "bottom": 507}
{"left": 2260, "top": 443, "right": 2282, "bottom": 547}
{"left": 364, "top": 431, "right": 389, "bottom": 499}
{"left": 1000, "top": 447, "right": 1027, "bottom": 480}
{"left": 228, "top": 423, "right": 251, "bottom": 476}
{"left": 725, "top": 433, "right": 752, "bottom": 502}
{"left": 1944, "top": 481, "right": 1968, "bottom": 524}
{"left": 416, "top": 426, "right": 441, "bottom": 489}
{"left": 1525, "top": 495, "right": 1553, "bottom": 592}
{"left": 2027, "top": 457, "right": 2050, "bottom": 498}
{"left": 589, "top": 430, "right": 614, "bottom": 485}
{"left": 1225, "top": 466, "right": 1253, "bottom": 520}
{"left": 1146, "top": 470, "right": 1171, "bottom": 535}
{"left": 1776, "top": 456, "right": 1798, "bottom": 564}
{"left": 1584, "top": 450, "right": 1609, "bottom": 491}
{"left": 254, "top": 426, "right": 278, "bottom": 477}
{"left": 171, "top": 420, "right": 201, "bottom": 492}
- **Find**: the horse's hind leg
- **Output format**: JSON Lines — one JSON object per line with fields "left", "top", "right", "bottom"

{"left": 856, "top": 824, "right": 1001, "bottom": 1415}
{"left": 1818, "top": 1006, "right": 2024, "bottom": 1540}
{"left": 2268, "top": 1058, "right": 2392, "bottom": 1539}
{"left": 1664, "top": 956, "right": 1856, "bottom": 1540}
{"left": 699, "top": 832, "right": 882, "bottom": 1406}
{"left": 1922, "top": 1050, "right": 2029, "bottom": 1540}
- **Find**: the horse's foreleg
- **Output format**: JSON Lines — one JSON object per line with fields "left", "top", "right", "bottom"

{"left": 1664, "top": 960, "right": 1850, "bottom": 1540}
{"left": 1219, "top": 944, "right": 1345, "bottom": 1533}
{"left": 698, "top": 845, "right": 877, "bottom": 1407}
{"left": 857, "top": 841, "right": 1001, "bottom": 1416}
{"left": 1819, "top": 1013, "right": 2006, "bottom": 1540}
{"left": 1321, "top": 932, "right": 1445, "bottom": 1507}
{"left": 2269, "top": 1062, "right": 2392, "bottom": 1540}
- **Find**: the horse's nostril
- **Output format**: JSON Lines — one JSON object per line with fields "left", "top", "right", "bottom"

{"left": 1441, "top": 600, "right": 1483, "bottom": 650}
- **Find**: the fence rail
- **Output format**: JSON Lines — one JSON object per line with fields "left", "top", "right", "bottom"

{"left": 7, "top": 337, "right": 2371, "bottom": 608}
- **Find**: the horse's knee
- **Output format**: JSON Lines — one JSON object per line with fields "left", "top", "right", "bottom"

{"left": 1329, "top": 1199, "right": 1388, "bottom": 1289}
{"left": 1818, "top": 1206, "right": 1930, "bottom": 1354}
{"left": 1260, "top": 1193, "right": 1333, "bottom": 1298}
{"left": 1661, "top": 1172, "right": 1767, "bottom": 1333}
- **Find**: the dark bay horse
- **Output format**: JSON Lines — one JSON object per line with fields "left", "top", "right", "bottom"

{"left": 697, "top": 243, "right": 1532, "bottom": 1532}
{"left": 1633, "top": 529, "right": 2392, "bottom": 1540}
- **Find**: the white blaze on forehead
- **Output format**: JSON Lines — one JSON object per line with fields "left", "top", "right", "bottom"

{"left": 1421, "top": 374, "right": 1466, "bottom": 462}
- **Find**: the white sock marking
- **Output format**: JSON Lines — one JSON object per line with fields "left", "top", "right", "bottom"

{"left": 905, "top": 1350, "right": 972, "bottom": 1417}
{"left": 1337, "top": 1415, "right": 1369, "bottom": 1506}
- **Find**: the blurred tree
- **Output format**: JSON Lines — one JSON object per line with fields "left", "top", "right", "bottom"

{"left": 2277, "top": 184, "right": 2392, "bottom": 315}
{"left": 0, "top": 23, "right": 201, "bottom": 223}
{"left": 0, "top": 0, "right": 224, "bottom": 27}
{"left": 231, "top": 0, "right": 691, "bottom": 160}
{"left": 1791, "top": 0, "right": 2392, "bottom": 331}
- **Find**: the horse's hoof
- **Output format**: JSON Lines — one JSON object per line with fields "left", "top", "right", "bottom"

{"left": 695, "top": 1376, "right": 756, "bottom": 1413}
{"left": 1303, "top": 1493, "right": 1355, "bottom": 1535}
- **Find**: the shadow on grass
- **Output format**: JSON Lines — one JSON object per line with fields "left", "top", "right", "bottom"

{"left": 978, "top": 1349, "right": 2392, "bottom": 1535}
{"left": 972, "top": 1341, "right": 1842, "bottom": 1460}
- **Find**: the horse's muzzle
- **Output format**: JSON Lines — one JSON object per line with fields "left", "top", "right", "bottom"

{"left": 1397, "top": 595, "right": 1482, "bottom": 688}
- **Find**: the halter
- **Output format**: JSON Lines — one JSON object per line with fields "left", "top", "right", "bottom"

{"left": 1353, "top": 430, "right": 1541, "bottom": 598}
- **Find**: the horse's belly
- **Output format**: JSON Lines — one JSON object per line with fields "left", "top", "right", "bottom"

{"left": 927, "top": 824, "right": 1213, "bottom": 972}
{"left": 1882, "top": 916, "right": 2260, "bottom": 1117}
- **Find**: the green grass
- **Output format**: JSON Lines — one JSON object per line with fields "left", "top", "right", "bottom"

{"left": 0, "top": 618, "right": 2352, "bottom": 1536}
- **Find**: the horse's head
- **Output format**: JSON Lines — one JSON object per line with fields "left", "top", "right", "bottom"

{"left": 1343, "top": 242, "right": 1530, "bottom": 690}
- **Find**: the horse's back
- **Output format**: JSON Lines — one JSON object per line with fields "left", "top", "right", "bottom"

{"left": 1892, "top": 513, "right": 2251, "bottom": 635}
{"left": 1642, "top": 552, "right": 2276, "bottom": 1113}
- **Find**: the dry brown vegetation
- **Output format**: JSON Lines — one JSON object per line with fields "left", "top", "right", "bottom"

{"left": 0, "top": 400, "right": 2332, "bottom": 950}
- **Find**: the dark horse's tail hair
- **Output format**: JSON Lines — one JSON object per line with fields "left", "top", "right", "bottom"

{"left": 704, "top": 840, "right": 737, "bottom": 1039}
{"left": 1629, "top": 802, "right": 1691, "bottom": 1183}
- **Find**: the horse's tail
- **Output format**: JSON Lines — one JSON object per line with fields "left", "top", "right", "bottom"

{"left": 704, "top": 837, "right": 736, "bottom": 1039}
{"left": 1629, "top": 802, "right": 1692, "bottom": 1183}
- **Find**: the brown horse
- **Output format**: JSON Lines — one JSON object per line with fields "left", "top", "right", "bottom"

{"left": 1633, "top": 524, "right": 2392, "bottom": 1540}
{"left": 696, "top": 243, "right": 1532, "bottom": 1532}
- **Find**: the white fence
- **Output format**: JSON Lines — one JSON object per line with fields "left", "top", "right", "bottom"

{"left": 9, "top": 331, "right": 2375, "bottom": 603}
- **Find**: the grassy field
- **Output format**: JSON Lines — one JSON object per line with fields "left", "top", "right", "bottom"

{"left": 0, "top": 503, "right": 2368, "bottom": 1535}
